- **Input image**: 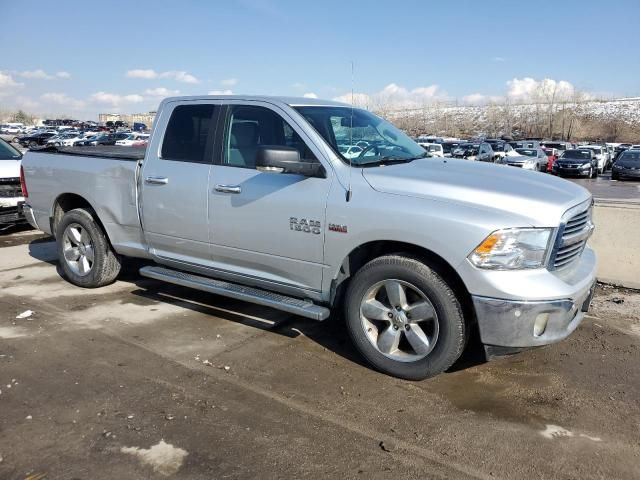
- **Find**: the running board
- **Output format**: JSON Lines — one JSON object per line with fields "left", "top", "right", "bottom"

{"left": 139, "top": 266, "right": 330, "bottom": 321}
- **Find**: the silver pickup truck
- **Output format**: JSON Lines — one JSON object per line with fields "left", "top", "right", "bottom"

{"left": 21, "top": 95, "right": 597, "bottom": 380}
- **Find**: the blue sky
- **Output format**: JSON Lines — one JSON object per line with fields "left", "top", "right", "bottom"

{"left": 1, "top": 0, "right": 639, "bottom": 118}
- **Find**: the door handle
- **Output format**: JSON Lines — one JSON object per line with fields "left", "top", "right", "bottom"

{"left": 214, "top": 184, "right": 242, "bottom": 194}
{"left": 145, "top": 176, "right": 169, "bottom": 185}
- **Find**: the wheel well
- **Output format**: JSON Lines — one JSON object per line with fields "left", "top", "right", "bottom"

{"left": 51, "top": 193, "right": 102, "bottom": 238}
{"left": 334, "top": 241, "right": 475, "bottom": 325}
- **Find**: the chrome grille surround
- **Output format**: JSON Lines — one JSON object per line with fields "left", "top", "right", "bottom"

{"left": 549, "top": 199, "right": 594, "bottom": 270}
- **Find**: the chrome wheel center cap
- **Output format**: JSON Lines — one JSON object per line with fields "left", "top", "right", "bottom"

{"left": 393, "top": 310, "right": 408, "bottom": 327}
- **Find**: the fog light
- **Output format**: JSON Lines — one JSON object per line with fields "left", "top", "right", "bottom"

{"left": 533, "top": 313, "right": 549, "bottom": 337}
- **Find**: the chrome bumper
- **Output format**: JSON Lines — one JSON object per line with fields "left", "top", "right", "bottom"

{"left": 473, "top": 280, "right": 596, "bottom": 348}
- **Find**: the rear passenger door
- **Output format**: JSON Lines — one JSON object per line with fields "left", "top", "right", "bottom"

{"left": 140, "top": 101, "right": 220, "bottom": 265}
{"left": 208, "top": 102, "right": 331, "bottom": 293}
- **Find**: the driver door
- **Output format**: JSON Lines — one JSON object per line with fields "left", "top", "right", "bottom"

{"left": 208, "top": 102, "right": 332, "bottom": 293}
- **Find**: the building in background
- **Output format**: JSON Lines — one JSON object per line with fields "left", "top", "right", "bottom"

{"left": 98, "top": 111, "right": 156, "bottom": 127}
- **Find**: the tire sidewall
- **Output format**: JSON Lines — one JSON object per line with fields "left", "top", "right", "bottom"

{"left": 56, "top": 209, "right": 112, "bottom": 288}
{"left": 345, "top": 256, "right": 465, "bottom": 380}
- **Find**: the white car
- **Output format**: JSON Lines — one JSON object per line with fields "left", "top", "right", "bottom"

{"left": 116, "top": 133, "right": 150, "bottom": 146}
{"left": 47, "top": 132, "right": 83, "bottom": 147}
{"left": 416, "top": 141, "right": 444, "bottom": 157}
{"left": 576, "top": 145, "right": 606, "bottom": 173}
{"left": 0, "top": 138, "right": 25, "bottom": 227}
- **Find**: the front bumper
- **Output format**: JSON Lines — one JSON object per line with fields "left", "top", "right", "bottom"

{"left": 469, "top": 246, "right": 597, "bottom": 349}
{"left": 473, "top": 281, "right": 595, "bottom": 348}
{"left": 613, "top": 168, "right": 640, "bottom": 178}
{"left": 554, "top": 165, "right": 591, "bottom": 176}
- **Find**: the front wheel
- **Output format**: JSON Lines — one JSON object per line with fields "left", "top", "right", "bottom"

{"left": 56, "top": 208, "right": 121, "bottom": 288}
{"left": 611, "top": 172, "right": 620, "bottom": 181}
{"left": 344, "top": 255, "right": 466, "bottom": 380}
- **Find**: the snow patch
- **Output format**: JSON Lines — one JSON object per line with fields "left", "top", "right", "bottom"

{"left": 121, "top": 440, "right": 188, "bottom": 476}
{"left": 540, "top": 424, "right": 601, "bottom": 442}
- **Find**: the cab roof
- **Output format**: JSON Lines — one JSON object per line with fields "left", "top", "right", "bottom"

{"left": 161, "top": 95, "right": 350, "bottom": 108}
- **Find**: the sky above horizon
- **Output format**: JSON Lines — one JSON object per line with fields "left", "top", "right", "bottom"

{"left": 1, "top": 0, "right": 639, "bottom": 119}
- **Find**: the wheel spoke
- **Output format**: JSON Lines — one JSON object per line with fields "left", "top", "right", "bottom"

{"left": 64, "top": 247, "right": 81, "bottom": 262}
{"left": 362, "top": 299, "right": 392, "bottom": 322}
{"left": 405, "top": 324, "right": 431, "bottom": 355}
{"left": 406, "top": 301, "right": 435, "bottom": 322}
{"left": 80, "top": 228, "right": 91, "bottom": 247}
{"left": 377, "top": 326, "right": 401, "bottom": 354}
{"left": 67, "top": 227, "right": 82, "bottom": 245}
{"left": 84, "top": 245, "right": 95, "bottom": 263}
{"left": 384, "top": 280, "right": 408, "bottom": 309}
{"left": 79, "top": 256, "right": 90, "bottom": 275}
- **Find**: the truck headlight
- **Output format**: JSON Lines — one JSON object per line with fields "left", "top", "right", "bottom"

{"left": 469, "top": 228, "right": 553, "bottom": 270}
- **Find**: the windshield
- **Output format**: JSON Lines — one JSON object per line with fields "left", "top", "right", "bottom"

{"left": 543, "top": 143, "right": 566, "bottom": 150}
{"left": 563, "top": 150, "right": 591, "bottom": 160}
{"left": 0, "top": 139, "right": 22, "bottom": 160}
{"left": 491, "top": 144, "right": 505, "bottom": 152}
{"left": 581, "top": 146, "right": 602, "bottom": 154}
{"left": 454, "top": 144, "right": 479, "bottom": 154}
{"left": 294, "top": 106, "right": 426, "bottom": 165}
{"left": 619, "top": 151, "right": 640, "bottom": 163}
{"left": 441, "top": 142, "right": 461, "bottom": 153}
{"left": 515, "top": 148, "right": 536, "bottom": 157}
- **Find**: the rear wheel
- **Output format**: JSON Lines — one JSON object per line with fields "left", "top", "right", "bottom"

{"left": 344, "top": 255, "right": 466, "bottom": 380}
{"left": 56, "top": 208, "right": 121, "bottom": 288}
{"left": 28, "top": 141, "right": 38, "bottom": 149}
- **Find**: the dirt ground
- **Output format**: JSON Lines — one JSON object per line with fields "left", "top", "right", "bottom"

{"left": 0, "top": 227, "right": 639, "bottom": 480}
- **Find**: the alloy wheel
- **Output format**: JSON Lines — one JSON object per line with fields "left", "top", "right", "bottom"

{"left": 360, "top": 279, "right": 439, "bottom": 362}
{"left": 62, "top": 223, "right": 95, "bottom": 276}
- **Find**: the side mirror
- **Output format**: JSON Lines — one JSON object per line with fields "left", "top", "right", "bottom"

{"left": 256, "top": 146, "right": 326, "bottom": 178}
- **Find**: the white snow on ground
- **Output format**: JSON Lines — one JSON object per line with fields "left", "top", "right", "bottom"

{"left": 540, "top": 425, "right": 602, "bottom": 442}
{"left": 121, "top": 440, "right": 188, "bottom": 476}
{"left": 388, "top": 97, "right": 640, "bottom": 134}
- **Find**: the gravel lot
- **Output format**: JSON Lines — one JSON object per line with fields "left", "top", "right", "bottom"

{"left": 0, "top": 227, "right": 639, "bottom": 479}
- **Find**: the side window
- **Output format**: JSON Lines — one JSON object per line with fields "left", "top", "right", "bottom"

{"left": 161, "top": 104, "right": 215, "bottom": 163}
{"left": 223, "top": 105, "right": 317, "bottom": 169}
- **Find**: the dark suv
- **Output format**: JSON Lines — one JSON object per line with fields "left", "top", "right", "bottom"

{"left": 553, "top": 149, "right": 598, "bottom": 178}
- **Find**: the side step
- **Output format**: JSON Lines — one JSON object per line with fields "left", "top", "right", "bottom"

{"left": 139, "top": 266, "right": 330, "bottom": 321}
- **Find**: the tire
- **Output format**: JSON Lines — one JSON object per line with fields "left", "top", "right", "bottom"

{"left": 56, "top": 208, "right": 121, "bottom": 288}
{"left": 28, "top": 141, "right": 38, "bottom": 149}
{"left": 589, "top": 167, "right": 596, "bottom": 179}
{"left": 12, "top": 137, "right": 19, "bottom": 143}
{"left": 611, "top": 172, "right": 620, "bottom": 181}
{"left": 344, "top": 255, "right": 466, "bottom": 380}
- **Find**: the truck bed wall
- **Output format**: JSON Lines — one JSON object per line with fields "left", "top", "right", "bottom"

{"left": 22, "top": 151, "right": 149, "bottom": 258}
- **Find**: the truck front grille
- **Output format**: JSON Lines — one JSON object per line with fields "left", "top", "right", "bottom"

{"left": 0, "top": 177, "right": 21, "bottom": 198}
{"left": 550, "top": 205, "right": 593, "bottom": 269}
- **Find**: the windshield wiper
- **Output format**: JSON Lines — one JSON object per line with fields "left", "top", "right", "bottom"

{"left": 358, "top": 151, "right": 432, "bottom": 167}
{"left": 358, "top": 156, "right": 416, "bottom": 167}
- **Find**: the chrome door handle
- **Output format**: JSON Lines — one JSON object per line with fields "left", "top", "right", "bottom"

{"left": 145, "top": 176, "right": 169, "bottom": 185}
{"left": 214, "top": 184, "right": 242, "bottom": 194}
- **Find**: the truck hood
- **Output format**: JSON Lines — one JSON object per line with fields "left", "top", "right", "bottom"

{"left": 0, "top": 159, "right": 21, "bottom": 179}
{"left": 362, "top": 158, "right": 591, "bottom": 226}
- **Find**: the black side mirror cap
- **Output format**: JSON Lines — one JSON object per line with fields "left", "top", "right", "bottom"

{"left": 256, "top": 146, "right": 326, "bottom": 178}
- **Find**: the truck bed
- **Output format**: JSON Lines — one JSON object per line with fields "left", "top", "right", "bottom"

{"left": 35, "top": 145, "right": 146, "bottom": 161}
{"left": 22, "top": 147, "right": 146, "bottom": 257}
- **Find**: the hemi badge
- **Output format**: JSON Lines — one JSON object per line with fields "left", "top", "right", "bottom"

{"left": 329, "top": 223, "right": 348, "bottom": 233}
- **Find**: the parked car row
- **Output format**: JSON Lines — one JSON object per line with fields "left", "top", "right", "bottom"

{"left": 10, "top": 128, "right": 150, "bottom": 149}
{"left": 411, "top": 135, "right": 638, "bottom": 180}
